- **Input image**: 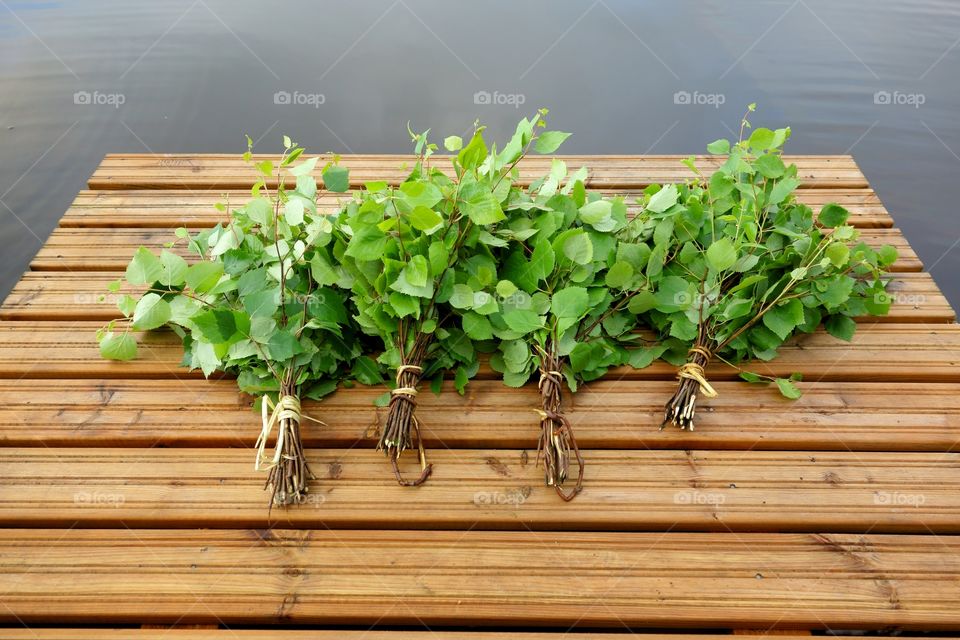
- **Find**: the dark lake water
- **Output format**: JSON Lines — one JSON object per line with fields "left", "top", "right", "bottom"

{"left": 2, "top": 0, "right": 960, "bottom": 306}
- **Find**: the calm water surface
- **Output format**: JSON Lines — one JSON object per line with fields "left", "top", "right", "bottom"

{"left": 2, "top": 1, "right": 960, "bottom": 304}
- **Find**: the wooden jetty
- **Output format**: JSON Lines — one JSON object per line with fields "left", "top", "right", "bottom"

{"left": 0, "top": 154, "right": 958, "bottom": 637}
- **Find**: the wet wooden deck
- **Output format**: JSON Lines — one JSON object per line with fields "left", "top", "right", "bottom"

{"left": 1, "top": 154, "right": 959, "bottom": 637}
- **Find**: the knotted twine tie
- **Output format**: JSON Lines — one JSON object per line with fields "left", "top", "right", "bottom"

{"left": 677, "top": 345, "right": 718, "bottom": 398}
{"left": 535, "top": 368, "right": 565, "bottom": 427}
{"left": 535, "top": 368, "right": 564, "bottom": 423}
{"left": 254, "top": 394, "right": 325, "bottom": 471}
{"left": 537, "top": 368, "right": 563, "bottom": 393}
{"left": 391, "top": 364, "right": 423, "bottom": 403}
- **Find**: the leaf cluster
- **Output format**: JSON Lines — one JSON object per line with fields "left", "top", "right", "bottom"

{"left": 98, "top": 136, "right": 359, "bottom": 401}
{"left": 620, "top": 107, "right": 896, "bottom": 396}
{"left": 330, "top": 111, "right": 587, "bottom": 399}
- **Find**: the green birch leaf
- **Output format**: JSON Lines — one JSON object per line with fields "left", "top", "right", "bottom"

{"left": 351, "top": 356, "right": 383, "bottom": 385}
{"left": 322, "top": 165, "right": 350, "bottom": 192}
{"left": 534, "top": 131, "right": 571, "bottom": 154}
{"left": 99, "top": 332, "right": 137, "bottom": 361}
{"left": 117, "top": 294, "right": 137, "bottom": 318}
{"left": 755, "top": 154, "right": 785, "bottom": 178}
{"left": 462, "top": 312, "right": 493, "bottom": 340}
{"left": 193, "top": 309, "right": 248, "bottom": 344}
{"left": 459, "top": 183, "right": 504, "bottom": 224}
{"left": 775, "top": 377, "right": 803, "bottom": 399}
{"left": 345, "top": 225, "right": 388, "bottom": 260}
{"left": 502, "top": 308, "right": 544, "bottom": 334}
{"left": 408, "top": 205, "right": 443, "bottom": 232}
{"left": 450, "top": 284, "right": 474, "bottom": 309}
{"left": 579, "top": 200, "right": 612, "bottom": 225}
{"left": 131, "top": 293, "right": 171, "bottom": 330}
{"left": 825, "top": 314, "right": 857, "bottom": 342}
{"left": 768, "top": 178, "right": 800, "bottom": 205}
{"left": 399, "top": 181, "right": 443, "bottom": 208}
{"left": 125, "top": 248, "right": 163, "bottom": 286}
{"left": 443, "top": 135, "right": 463, "bottom": 151}
{"left": 284, "top": 198, "right": 305, "bottom": 225}
{"left": 605, "top": 261, "right": 634, "bottom": 288}
{"left": 551, "top": 286, "right": 589, "bottom": 319}
{"left": 706, "top": 139, "right": 730, "bottom": 154}
{"left": 390, "top": 266, "right": 434, "bottom": 298}
{"left": 748, "top": 127, "right": 775, "bottom": 150}
{"left": 159, "top": 250, "right": 188, "bottom": 287}
{"left": 266, "top": 330, "right": 302, "bottom": 361}
{"left": 646, "top": 184, "right": 679, "bottom": 213}
{"left": 246, "top": 198, "right": 273, "bottom": 225}
{"left": 528, "top": 238, "right": 555, "bottom": 284}
{"left": 762, "top": 299, "right": 804, "bottom": 340}
{"left": 185, "top": 261, "right": 224, "bottom": 294}
{"left": 562, "top": 231, "right": 593, "bottom": 265}
{"left": 706, "top": 237, "right": 737, "bottom": 271}
{"left": 288, "top": 156, "right": 318, "bottom": 177}
{"left": 404, "top": 255, "right": 430, "bottom": 288}
{"left": 243, "top": 288, "right": 280, "bottom": 317}
{"left": 818, "top": 203, "right": 850, "bottom": 228}
{"left": 310, "top": 252, "right": 339, "bottom": 286}
{"left": 457, "top": 130, "right": 488, "bottom": 169}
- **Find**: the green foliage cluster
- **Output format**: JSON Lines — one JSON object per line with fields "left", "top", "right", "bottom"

{"left": 98, "top": 107, "right": 896, "bottom": 503}
{"left": 621, "top": 105, "right": 895, "bottom": 429}
{"left": 457, "top": 153, "right": 643, "bottom": 497}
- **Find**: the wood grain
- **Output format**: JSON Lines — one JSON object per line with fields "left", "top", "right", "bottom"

{"left": 87, "top": 154, "right": 869, "bottom": 190}
{"left": 0, "top": 632, "right": 785, "bottom": 640}
{"left": 1, "top": 322, "right": 957, "bottom": 382}
{"left": 1, "top": 379, "right": 958, "bottom": 452}
{"left": 1, "top": 529, "right": 958, "bottom": 629}
{"left": 2, "top": 447, "right": 958, "bottom": 532}
{"left": 60, "top": 187, "right": 894, "bottom": 228}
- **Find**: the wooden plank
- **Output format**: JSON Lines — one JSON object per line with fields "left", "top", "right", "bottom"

{"left": 3, "top": 447, "right": 958, "bottom": 532}
{"left": 1, "top": 379, "right": 958, "bottom": 452}
{"left": 2, "top": 322, "right": 957, "bottom": 382}
{"left": 3, "top": 271, "right": 947, "bottom": 323}
{"left": 28, "top": 227, "right": 922, "bottom": 272}
{"left": 87, "top": 154, "right": 869, "bottom": 190}
{"left": 97, "top": 153, "right": 863, "bottom": 165}
{"left": 1, "top": 529, "right": 958, "bottom": 629}
{"left": 0, "top": 631, "right": 753, "bottom": 640}
{"left": 59, "top": 187, "right": 894, "bottom": 228}
{"left": 0, "top": 633, "right": 839, "bottom": 640}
